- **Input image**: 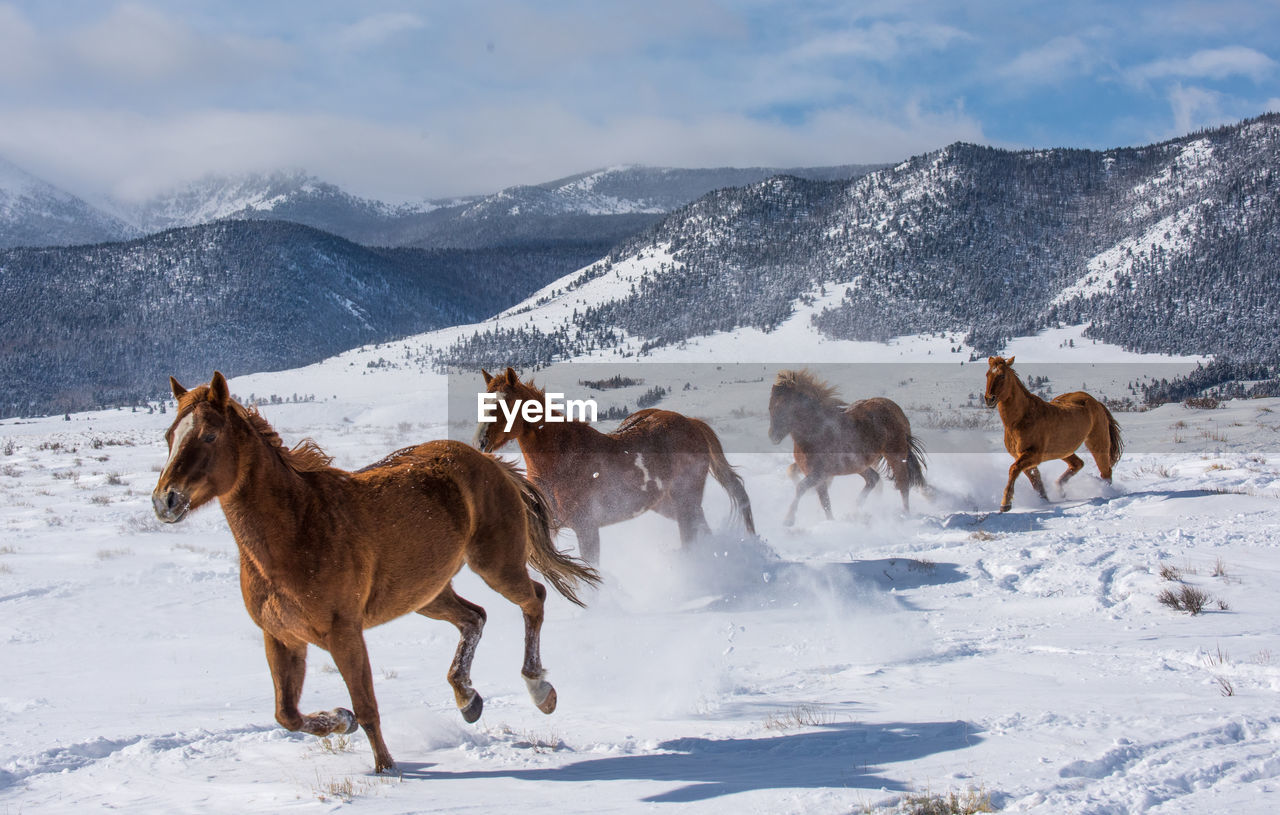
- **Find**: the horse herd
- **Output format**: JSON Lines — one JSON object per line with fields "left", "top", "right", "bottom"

{"left": 149, "top": 356, "right": 1123, "bottom": 772}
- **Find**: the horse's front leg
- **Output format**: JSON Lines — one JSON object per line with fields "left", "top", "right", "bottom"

{"left": 1024, "top": 467, "right": 1050, "bottom": 503}
{"left": 263, "top": 632, "right": 358, "bottom": 738}
{"left": 574, "top": 525, "right": 601, "bottom": 566}
{"left": 783, "top": 473, "right": 821, "bottom": 527}
{"left": 815, "top": 478, "right": 835, "bottom": 520}
{"left": 328, "top": 623, "right": 396, "bottom": 774}
{"left": 1001, "top": 453, "right": 1038, "bottom": 512}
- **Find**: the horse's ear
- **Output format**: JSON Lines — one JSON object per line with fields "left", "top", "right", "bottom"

{"left": 504, "top": 366, "right": 518, "bottom": 384}
{"left": 209, "top": 371, "right": 229, "bottom": 408}
{"left": 169, "top": 376, "right": 187, "bottom": 399}
{"left": 481, "top": 368, "right": 494, "bottom": 386}
{"left": 987, "top": 357, "right": 999, "bottom": 367}
{"left": 1006, "top": 356, "right": 1015, "bottom": 366}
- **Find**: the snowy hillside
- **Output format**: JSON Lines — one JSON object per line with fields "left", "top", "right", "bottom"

{"left": 3, "top": 325, "right": 1279, "bottom": 812}
{"left": 0, "top": 156, "right": 136, "bottom": 249}
{"left": 438, "top": 114, "right": 1280, "bottom": 368}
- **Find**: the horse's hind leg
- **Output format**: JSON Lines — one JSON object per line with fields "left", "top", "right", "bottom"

{"left": 416, "top": 583, "right": 487, "bottom": 723}
{"left": 1085, "top": 427, "right": 1114, "bottom": 482}
{"left": 676, "top": 502, "right": 712, "bottom": 545}
{"left": 856, "top": 469, "right": 880, "bottom": 505}
{"left": 1057, "top": 454, "right": 1085, "bottom": 493}
{"left": 469, "top": 556, "right": 558, "bottom": 715}
{"left": 263, "top": 632, "right": 359, "bottom": 738}
{"left": 886, "top": 456, "right": 912, "bottom": 512}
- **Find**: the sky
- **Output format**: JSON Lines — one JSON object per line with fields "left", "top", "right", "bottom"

{"left": 0, "top": 0, "right": 1277, "bottom": 203}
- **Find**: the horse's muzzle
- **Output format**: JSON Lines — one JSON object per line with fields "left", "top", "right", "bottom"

{"left": 152, "top": 487, "right": 191, "bottom": 523}
{"left": 984, "top": 396, "right": 997, "bottom": 409}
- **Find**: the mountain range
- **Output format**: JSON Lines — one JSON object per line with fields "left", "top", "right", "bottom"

{"left": 3, "top": 114, "right": 1279, "bottom": 417}
{"left": 0, "top": 163, "right": 879, "bottom": 250}
{"left": 439, "top": 113, "right": 1280, "bottom": 369}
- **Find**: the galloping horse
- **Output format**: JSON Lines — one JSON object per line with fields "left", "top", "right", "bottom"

{"left": 476, "top": 367, "right": 755, "bottom": 565}
{"left": 152, "top": 372, "right": 598, "bottom": 773}
{"left": 984, "top": 356, "right": 1123, "bottom": 512}
{"left": 768, "top": 369, "right": 927, "bottom": 525}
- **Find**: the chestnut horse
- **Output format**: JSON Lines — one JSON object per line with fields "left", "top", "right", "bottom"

{"left": 151, "top": 372, "right": 598, "bottom": 773}
{"left": 984, "top": 356, "right": 1123, "bottom": 512}
{"left": 768, "top": 369, "right": 927, "bottom": 526}
{"left": 476, "top": 367, "right": 755, "bottom": 565}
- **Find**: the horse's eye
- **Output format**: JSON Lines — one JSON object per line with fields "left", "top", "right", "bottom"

{"left": 201, "top": 432, "right": 217, "bottom": 443}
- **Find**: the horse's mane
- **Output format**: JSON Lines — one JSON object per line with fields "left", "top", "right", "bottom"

{"left": 774, "top": 369, "right": 845, "bottom": 411}
{"left": 230, "top": 400, "right": 336, "bottom": 474}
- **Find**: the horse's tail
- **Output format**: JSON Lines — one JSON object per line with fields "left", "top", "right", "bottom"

{"left": 504, "top": 465, "right": 600, "bottom": 607}
{"left": 1102, "top": 402, "right": 1124, "bottom": 466}
{"left": 690, "top": 418, "right": 756, "bottom": 535}
{"left": 904, "top": 434, "right": 928, "bottom": 490}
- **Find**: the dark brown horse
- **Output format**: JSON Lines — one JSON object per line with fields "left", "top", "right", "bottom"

{"left": 768, "top": 369, "right": 927, "bottom": 526}
{"left": 984, "top": 356, "right": 1123, "bottom": 512}
{"left": 151, "top": 372, "right": 598, "bottom": 773}
{"left": 476, "top": 367, "right": 755, "bottom": 565}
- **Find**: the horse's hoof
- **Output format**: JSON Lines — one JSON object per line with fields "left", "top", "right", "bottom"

{"left": 536, "top": 686, "right": 558, "bottom": 715}
{"left": 332, "top": 708, "right": 359, "bottom": 735}
{"left": 459, "top": 691, "right": 484, "bottom": 724}
{"left": 999, "top": 504, "right": 1011, "bottom": 513}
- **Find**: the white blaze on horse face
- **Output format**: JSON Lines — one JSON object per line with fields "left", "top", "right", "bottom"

{"left": 164, "top": 412, "right": 196, "bottom": 475}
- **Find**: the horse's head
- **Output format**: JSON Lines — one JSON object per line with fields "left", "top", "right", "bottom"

{"left": 767, "top": 382, "right": 795, "bottom": 444}
{"left": 984, "top": 356, "right": 1016, "bottom": 408}
{"left": 152, "top": 371, "right": 241, "bottom": 523}
{"left": 476, "top": 367, "right": 539, "bottom": 453}
{"left": 762, "top": 383, "right": 793, "bottom": 442}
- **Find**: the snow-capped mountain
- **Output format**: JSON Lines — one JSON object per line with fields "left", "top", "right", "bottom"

{"left": 0, "top": 156, "right": 136, "bottom": 249}
{"left": 109, "top": 164, "right": 880, "bottom": 249}
{"left": 438, "top": 114, "right": 1280, "bottom": 368}
{"left": 455, "top": 164, "right": 875, "bottom": 219}
{"left": 109, "top": 170, "right": 440, "bottom": 244}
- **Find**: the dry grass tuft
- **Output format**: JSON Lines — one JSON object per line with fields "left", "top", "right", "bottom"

{"left": 879, "top": 786, "right": 996, "bottom": 814}
{"left": 1158, "top": 563, "right": 1183, "bottom": 582}
{"left": 1157, "top": 584, "right": 1212, "bottom": 615}
{"left": 969, "top": 530, "right": 1000, "bottom": 541}
{"left": 763, "top": 703, "right": 836, "bottom": 731}
{"left": 1215, "top": 676, "right": 1236, "bottom": 697}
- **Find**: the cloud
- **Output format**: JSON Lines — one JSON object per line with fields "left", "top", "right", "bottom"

{"left": 996, "top": 36, "right": 1096, "bottom": 87}
{"left": 0, "top": 4, "right": 43, "bottom": 81}
{"left": 1130, "top": 45, "right": 1276, "bottom": 84}
{"left": 0, "top": 103, "right": 984, "bottom": 203}
{"left": 1167, "top": 84, "right": 1224, "bottom": 134}
{"left": 791, "top": 21, "right": 969, "bottom": 63}
{"left": 334, "top": 12, "right": 427, "bottom": 51}
{"left": 0, "top": 3, "right": 292, "bottom": 87}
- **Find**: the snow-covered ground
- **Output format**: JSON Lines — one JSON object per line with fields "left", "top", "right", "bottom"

{"left": 3, "top": 329, "right": 1279, "bottom": 813}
